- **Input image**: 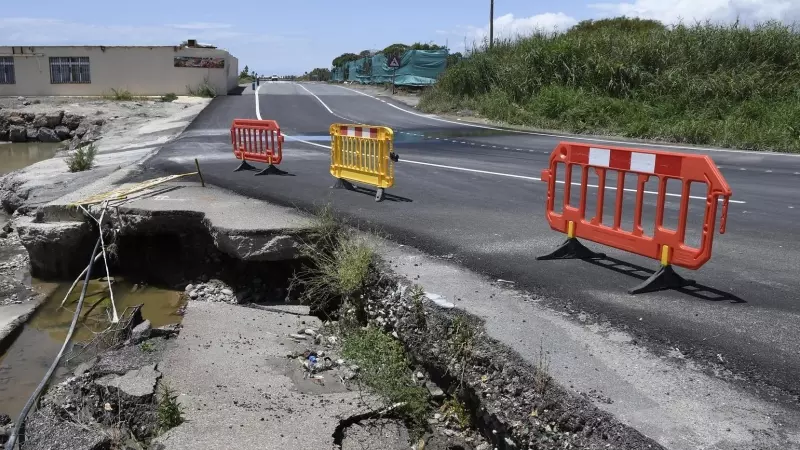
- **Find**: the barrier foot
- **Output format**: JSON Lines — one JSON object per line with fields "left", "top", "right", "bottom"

{"left": 375, "top": 188, "right": 385, "bottom": 202}
{"left": 254, "top": 164, "right": 288, "bottom": 176}
{"left": 628, "top": 265, "right": 695, "bottom": 295}
{"left": 536, "top": 238, "right": 605, "bottom": 261}
{"left": 331, "top": 178, "right": 356, "bottom": 191}
{"left": 234, "top": 160, "right": 257, "bottom": 172}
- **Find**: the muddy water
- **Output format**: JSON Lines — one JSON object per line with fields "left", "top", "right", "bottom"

{"left": 0, "top": 278, "right": 184, "bottom": 418}
{"left": 0, "top": 142, "right": 62, "bottom": 177}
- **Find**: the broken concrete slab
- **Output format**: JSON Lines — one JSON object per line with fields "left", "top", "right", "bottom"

{"left": 15, "top": 183, "right": 315, "bottom": 279}
{"left": 93, "top": 336, "right": 168, "bottom": 376}
{"left": 95, "top": 364, "right": 161, "bottom": 400}
{"left": 0, "top": 297, "right": 47, "bottom": 348}
{"left": 23, "top": 412, "right": 111, "bottom": 450}
{"left": 152, "top": 301, "right": 375, "bottom": 450}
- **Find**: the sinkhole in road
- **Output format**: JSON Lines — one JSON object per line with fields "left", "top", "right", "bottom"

{"left": 0, "top": 278, "right": 184, "bottom": 420}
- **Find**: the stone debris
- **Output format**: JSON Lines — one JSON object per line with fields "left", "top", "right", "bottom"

{"left": 185, "top": 279, "right": 239, "bottom": 304}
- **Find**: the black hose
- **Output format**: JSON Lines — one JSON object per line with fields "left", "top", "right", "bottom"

{"left": 5, "top": 237, "right": 102, "bottom": 450}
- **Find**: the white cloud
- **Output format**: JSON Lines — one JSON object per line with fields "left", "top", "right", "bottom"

{"left": 475, "top": 12, "right": 578, "bottom": 41}
{"left": 588, "top": 0, "right": 800, "bottom": 25}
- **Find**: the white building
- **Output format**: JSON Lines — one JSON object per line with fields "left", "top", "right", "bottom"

{"left": 0, "top": 40, "right": 239, "bottom": 97}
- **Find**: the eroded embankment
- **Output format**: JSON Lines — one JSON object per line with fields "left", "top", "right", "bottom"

{"left": 4, "top": 205, "right": 663, "bottom": 450}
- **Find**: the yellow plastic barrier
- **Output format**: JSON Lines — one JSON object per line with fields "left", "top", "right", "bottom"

{"left": 330, "top": 124, "right": 396, "bottom": 201}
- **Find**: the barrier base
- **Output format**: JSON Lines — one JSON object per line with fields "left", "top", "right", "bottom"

{"left": 375, "top": 188, "right": 385, "bottom": 202}
{"left": 234, "top": 160, "right": 257, "bottom": 172}
{"left": 331, "top": 178, "right": 356, "bottom": 191}
{"left": 536, "top": 238, "right": 605, "bottom": 261}
{"left": 628, "top": 265, "right": 695, "bottom": 295}
{"left": 254, "top": 164, "right": 288, "bottom": 176}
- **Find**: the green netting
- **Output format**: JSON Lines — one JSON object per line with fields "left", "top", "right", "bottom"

{"left": 334, "top": 49, "right": 448, "bottom": 86}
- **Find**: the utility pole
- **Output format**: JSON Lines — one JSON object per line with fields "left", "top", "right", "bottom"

{"left": 489, "top": 0, "right": 494, "bottom": 49}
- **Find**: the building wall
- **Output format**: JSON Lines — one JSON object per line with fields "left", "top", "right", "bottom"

{"left": 0, "top": 45, "right": 236, "bottom": 97}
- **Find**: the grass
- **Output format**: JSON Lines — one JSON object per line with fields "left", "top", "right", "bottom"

{"left": 140, "top": 341, "right": 155, "bottom": 353}
{"left": 420, "top": 18, "right": 800, "bottom": 152}
{"left": 342, "top": 326, "right": 431, "bottom": 437}
{"left": 187, "top": 77, "right": 217, "bottom": 98}
{"left": 239, "top": 76, "right": 255, "bottom": 85}
{"left": 65, "top": 143, "right": 97, "bottom": 172}
{"left": 103, "top": 88, "right": 138, "bottom": 101}
{"left": 156, "top": 383, "right": 184, "bottom": 433}
{"left": 290, "top": 206, "right": 378, "bottom": 320}
{"left": 160, "top": 93, "right": 178, "bottom": 102}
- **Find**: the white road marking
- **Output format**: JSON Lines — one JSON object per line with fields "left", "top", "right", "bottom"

{"left": 404, "top": 160, "right": 745, "bottom": 204}
{"left": 255, "top": 84, "right": 745, "bottom": 204}
{"left": 329, "top": 84, "right": 800, "bottom": 158}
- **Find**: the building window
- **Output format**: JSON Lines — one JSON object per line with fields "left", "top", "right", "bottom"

{"left": 49, "top": 57, "right": 91, "bottom": 84}
{"left": 0, "top": 57, "right": 14, "bottom": 84}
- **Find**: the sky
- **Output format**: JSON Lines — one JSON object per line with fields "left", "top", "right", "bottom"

{"left": 1, "top": 0, "right": 798, "bottom": 75}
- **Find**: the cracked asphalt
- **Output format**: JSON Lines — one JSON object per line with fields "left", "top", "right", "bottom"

{"left": 141, "top": 81, "right": 800, "bottom": 407}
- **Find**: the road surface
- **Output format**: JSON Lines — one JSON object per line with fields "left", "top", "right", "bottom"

{"left": 141, "top": 82, "right": 800, "bottom": 402}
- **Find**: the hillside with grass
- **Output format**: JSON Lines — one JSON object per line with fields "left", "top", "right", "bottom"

{"left": 419, "top": 17, "right": 800, "bottom": 152}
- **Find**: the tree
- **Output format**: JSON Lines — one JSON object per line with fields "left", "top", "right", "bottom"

{"left": 239, "top": 65, "right": 250, "bottom": 79}
{"left": 332, "top": 53, "right": 360, "bottom": 67}
{"left": 568, "top": 17, "right": 666, "bottom": 34}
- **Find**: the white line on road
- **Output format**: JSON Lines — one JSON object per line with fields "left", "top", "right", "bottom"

{"left": 255, "top": 84, "right": 745, "bottom": 204}
{"left": 330, "top": 84, "right": 800, "bottom": 158}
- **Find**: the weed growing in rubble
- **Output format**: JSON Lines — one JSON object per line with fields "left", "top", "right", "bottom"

{"left": 160, "top": 93, "right": 178, "bottom": 102}
{"left": 534, "top": 340, "right": 552, "bottom": 396}
{"left": 156, "top": 383, "right": 184, "bottom": 433}
{"left": 409, "top": 285, "right": 427, "bottom": 330}
{"left": 65, "top": 143, "right": 97, "bottom": 172}
{"left": 448, "top": 316, "right": 476, "bottom": 389}
{"left": 106, "top": 88, "right": 135, "bottom": 101}
{"left": 440, "top": 398, "right": 471, "bottom": 429}
{"left": 290, "top": 205, "right": 378, "bottom": 320}
{"left": 342, "top": 326, "right": 431, "bottom": 437}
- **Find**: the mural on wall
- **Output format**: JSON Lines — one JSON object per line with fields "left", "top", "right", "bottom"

{"left": 174, "top": 56, "right": 225, "bottom": 68}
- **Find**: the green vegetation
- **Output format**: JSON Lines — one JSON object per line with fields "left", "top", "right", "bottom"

{"left": 289, "top": 206, "right": 379, "bottom": 319}
{"left": 420, "top": 18, "right": 800, "bottom": 152}
{"left": 65, "top": 143, "right": 97, "bottom": 172}
{"left": 332, "top": 42, "right": 446, "bottom": 69}
{"left": 140, "top": 341, "right": 156, "bottom": 353}
{"left": 103, "top": 88, "right": 146, "bottom": 101}
{"left": 300, "top": 68, "right": 332, "bottom": 81}
{"left": 342, "top": 327, "right": 431, "bottom": 436}
{"left": 156, "top": 383, "right": 184, "bottom": 433}
{"left": 187, "top": 77, "right": 217, "bottom": 98}
{"left": 160, "top": 92, "right": 178, "bottom": 102}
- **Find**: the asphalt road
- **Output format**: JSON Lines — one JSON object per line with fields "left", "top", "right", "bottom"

{"left": 144, "top": 82, "right": 800, "bottom": 400}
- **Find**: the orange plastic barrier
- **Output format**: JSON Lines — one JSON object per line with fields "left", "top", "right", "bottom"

{"left": 538, "top": 142, "right": 732, "bottom": 294}
{"left": 230, "top": 119, "right": 286, "bottom": 175}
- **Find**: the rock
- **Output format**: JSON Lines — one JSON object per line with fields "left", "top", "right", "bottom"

{"left": 38, "top": 127, "right": 61, "bottom": 142}
{"left": 426, "top": 381, "right": 445, "bottom": 400}
{"left": 7, "top": 114, "right": 25, "bottom": 126}
{"left": 73, "top": 356, "right": 99, "bottom": 377}
{"left": 303, "top": 328, "right": 317, "bottom": 337}
{"left": 45, "top": 110, "right": 64, "bottom": 128}
{"left": 92, "top": 117, "right": 105, "bottom": 126}
{"left": 0, "top": 414, "right": 10, "bottom": 426}
{"left": 26, "top": 126, "right": 39, "bottom": 141}
{"left": 476, "top": 444, "right": 491, "bottom": 450}
{"left": 185, "top": 284, "right": 194, "bottom": 292}
{"left": 152, "top": 323, "right": 181, "bottom": 338}
{"left": 8, "top": 125, "right": 26, "bottom": 142}
{"left": 16, "top": 96, "right": 24, "bottom": 101}
{"left": 221, "top": 288, "right": 233, "bottom": 296}
{"left": 289, "top": 333, "right": 308, "bottom": 340}
{"left": 62, "top": 113, "right": 83, "bottom": 129}
{"left": 54, "top": 125, "right": 71, "bottom": 139}
{"left": 415, "top": 371, "right": 425, "bottom": 380}
{"left": 130, "top": 319, "right": 152, "bottom": 343}
{"left": 95, "top": 364, "right": 161, "bottom": 401}
{"left": 74, "top": 125, "right": 87, "bottom": 138}
{"left": 32, "top": 114, "right": 48, "bottom": 128}
{"left": 189, "top": 290, "right": 198, "bottom": 300}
